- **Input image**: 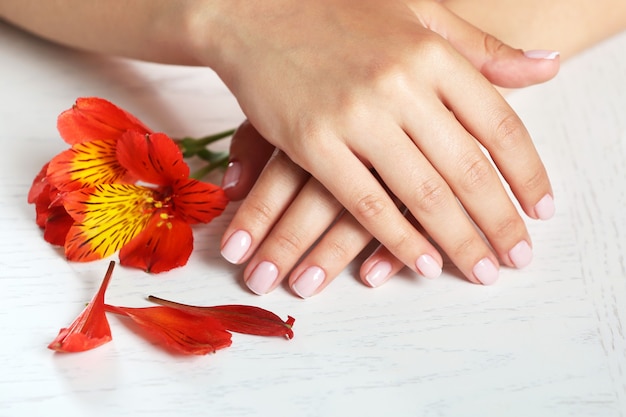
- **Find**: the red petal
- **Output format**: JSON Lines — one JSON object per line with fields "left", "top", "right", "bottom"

{"left": 104, "top": 304, "right": 232, "bottom": 355}
{"left": 57, "top": 97, "right": 152, "bottom": 145}
{"left": 32, "top": 184, "right": 73, "bottom": 246}
{"left": 48, "top": 261, "right": 115, "bottom": 353}
{"left": 148, "top": 296, "right": 295, "bottom": 339}
{"left": 171, "top": 179, "right": 229, "bottom": 224}
{"left": 42, "top": 205, "right": 74, "bottom": 246}
{"left": 116, "top": 131, "right": 189, "bottom": 185}
{"left": 28, "top": 163, "right": 50, "bottom": 204}
{"left": 119, "top": 216, "right": 193, "bottom": 273}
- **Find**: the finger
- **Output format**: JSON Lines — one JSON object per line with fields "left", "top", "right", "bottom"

{"left": 288, "top": 197, "right": 442, "bottom": 297}
{"left": 416, "top": 2, "right": 560, "bottom": 88}
{"left": 242, "top": 176, "right": 344, "bottom": 295}
{"left": 352, "top": 119, "right": 502, "bottom": 284}
{"left": 359, "top": 244, "right": 408, "bottom": 288}
{"left": 221, "top": 120, "right": 275, "bottom": 201}
{"left": 435, "top": 53, "right": 555, "bottom": 223}
{"left": 220, "top": 150, "right": 308, "bottom": 264}
{"left": 303, "top": 129, "right": 447, "bottom": 284}
{"left": 359, "top": 210, "right": 436, "bottom": 288}
{"left": 404, "top": 103, "right": 532, "bottom": 271}
{"left": 287, "top": 210, "right": 374, "bottom": 297}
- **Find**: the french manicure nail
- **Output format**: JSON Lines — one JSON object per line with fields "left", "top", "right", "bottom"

{"left": 509, "top": 240, "right": 533, "bottom": 268}
{"left": 534, "top": 194, "right": 555, "bottom": 220}
{"left": 364, "top": 261, "right": 392, "bottom": 287}
{"left": 524, "top": 50, "right": 560, "bottom": 60}
{"left": 473, "top": 258, "right": 499, "bottom": 285}
{"left": 292, "top": 266, "right": 325, "bottom": 298}
{"left": 246, "top": 261, "right": 278, "bottom": 295}
{"left": 221, "top": 230, "right": 252, "bottom": 263}
{"left": 221, "top": 161, "right": 241, "bottom": 190}
{"left": 416, "top": 254, "right": 442, "bottom": 279}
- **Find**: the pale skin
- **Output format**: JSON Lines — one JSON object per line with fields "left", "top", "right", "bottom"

{"left": 2, "top": 0, "right": 625, "bottom": 297}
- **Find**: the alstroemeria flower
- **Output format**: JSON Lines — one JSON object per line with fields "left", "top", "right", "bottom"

{"left": 48, "top": 261, "right": 115, "bottom": 353}
{"left": 60, "top": 131, "right": 228, "bottom": 272}
{"left": 104, "top": 304, "right": 233, "bottom": 355}
{"left": 29, "top": 97, "right": 153, "bottom": 246}
{"left": 30, "top": 97, "right": 229, "bottom": 272}
{"left": 148, "top": 296, "right": 295, "bottom": 339}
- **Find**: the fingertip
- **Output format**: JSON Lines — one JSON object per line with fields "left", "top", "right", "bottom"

{"left": 362, "top": 260, "right": 393, "bottom": 288}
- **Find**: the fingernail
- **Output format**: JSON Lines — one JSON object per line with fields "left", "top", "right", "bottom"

{"left": 472, "top": 258, "right": 499, "bottom": 285}
{"left": 221, "top": 230, "right": 251, "bottom": 263}
{"left": 221, "top": 161, "right": 241, "bottom": 190}
{"left": 292, "top": 266, "right": 325, "bottom": 298}
{"left": 246, "top": 261, "right": 278, "bottom": 295}
{"left": 524, "top": 50, "right": 560, "bottom": 60}
{"left": 364, "top": 261, "right": 392, "bottom": 287}
{"left": 416, "top": 254, "right": 442, "bottom": 279}
{"left": 509, "top": 240, "right": 533, "bottom": 268}
{"left": 534, "top": 194, "right": 555, "bottom": 220}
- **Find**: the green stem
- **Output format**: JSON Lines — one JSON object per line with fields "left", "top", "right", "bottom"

{"left": 190, "top": 152, "right": 230, "bottom": 180}
{"left": 178, "top": 128, "right": 235, "bottom": 158}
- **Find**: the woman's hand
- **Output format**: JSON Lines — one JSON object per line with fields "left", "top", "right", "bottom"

{"left": 197, "top": 0, "right": 560, "bottom": 296}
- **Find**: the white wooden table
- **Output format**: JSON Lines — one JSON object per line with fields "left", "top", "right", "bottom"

{"left": 1, "top": 21, "right": 624, "bottom": 417}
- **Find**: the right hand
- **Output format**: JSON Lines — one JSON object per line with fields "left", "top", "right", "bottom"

{"left": 202, "top": 0, "right": 558, "bottom": 296}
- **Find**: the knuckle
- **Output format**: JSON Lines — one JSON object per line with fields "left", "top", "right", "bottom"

{"left": 324, "top": 237, "right": 352, "bottom": 263}
{"left": 271, "top": 229, "right": 305, "bottom": 255}
{"left": 492, "top": 215, "right": 522, "bottom": 240}
{"left": 482, "top": 32, "right": 508, "bottom": 57}
{"left": 353, "top": 193, "right": 387, "bottom": 220}
{"left": 450, "top": 235, "right": 483, "bottom": 259}
{"left": 520, "top": 167, "right": 547, "bottom": 193}
{"left": 385, "top": 227, "right": 414, "bottom": 256}
{"left": 493, "top": 112, "right": 526, "bottom": 150}
{"left": 412, "top": 177, "right": 448, "bottom": 214}
{"left": 247, "top": 199, "right": 275, "bottom": 227}
{"left": 459, "top": 155, "right": 495, "bottom": 191}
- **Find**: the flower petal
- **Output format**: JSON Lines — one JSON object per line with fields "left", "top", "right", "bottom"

{"left": 46, "top": 139, "right": 135, "bottom": 192}
{"left": 171, "top": 179, "right": 229, "bottom": 224}
{"left": 48, "top": 261, "right": 115, "bottom": 353}
{"left": 28, "top": 163, "right": 50, "bottom": 204}
{"left": 119, "top": 215, "right": 193, "bottom": 273}
{"left": 116, "top": 131, "right": 189, "bottom": 185}
{"left": 63, "top": 184, "right": 153, "bottom": 262}
{"left": 57, "top": 97, "right": 151, "bottom": 145}
{"left": 148, "top": 296, "right": 295, "bottom": 339}
{"left": 104, "top": 304, "right": 232, "bottom": 355}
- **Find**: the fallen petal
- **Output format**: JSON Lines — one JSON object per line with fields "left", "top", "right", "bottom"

{"left": 48, "top": 261, "right": 115, "bottom": 352}
{"left": 148, "top": 296, "right": 295, "bottom": 339}
{"left": 105, "top": 304, "right": 232, "bottom": 355}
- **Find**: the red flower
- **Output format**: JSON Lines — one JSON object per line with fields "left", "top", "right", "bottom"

{"left": 61, "top": 131, "right": 228, "bottom": 272}
{"left": 29, "top": 97, "right": 228, "bottom": 272}
{"left": 48, "top": 261, "right": 114, "bottom": 353}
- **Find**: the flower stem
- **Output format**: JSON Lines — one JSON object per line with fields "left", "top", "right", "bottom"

{"left": 177, "top": 128, "right": 235, "bottom": 158}
{"left": 190, "top": 151, "right": 229, "bottom": 180}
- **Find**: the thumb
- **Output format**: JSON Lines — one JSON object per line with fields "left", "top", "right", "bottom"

{"left": 422, "top": 4, "right": 560, "bottom": 88}
{"left": 221, "top": 120, "right": 275, "bottom": 201}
